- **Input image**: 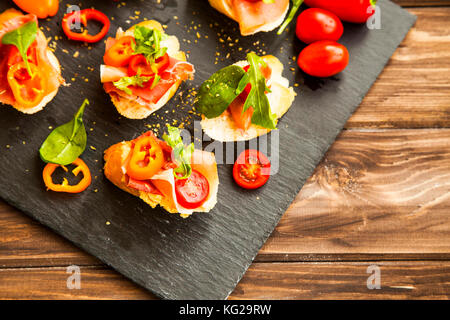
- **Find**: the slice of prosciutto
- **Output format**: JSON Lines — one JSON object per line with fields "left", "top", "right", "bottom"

{"left": 103, "top": 57, "right": 194, "bottom": 106}
{"left": 229, "top": 0, "right": 290, "bottom": 35}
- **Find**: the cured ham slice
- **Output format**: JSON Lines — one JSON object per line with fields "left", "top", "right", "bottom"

{"left": 209, "top": 0, "right": 290, "bottom": 35}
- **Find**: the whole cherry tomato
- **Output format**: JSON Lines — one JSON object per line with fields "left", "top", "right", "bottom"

{"left": 233, "top": 150, "right": 271, "bottom": 189}
{"left": 298, "top": 40, "right": 349, "bottom": 77}
{"left": 296, "top": 8, "right": 343, "bottom": 44}
{"left": 304, "top": 0, "right": 376, "bottom": 24}
{"left": 175, "top": 170, "right": 210, "bottom": 209}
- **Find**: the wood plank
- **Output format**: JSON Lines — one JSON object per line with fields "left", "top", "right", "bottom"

{"left": 0, "top": 266, "right": 155, "bottom": 300}
{"left": 0, "top": 201, "right": 99, "bottom": 268}
{"left": 260, "top": 129, "right": 450, "bottom": 258}
{"left": 394, "top": 0, "right": 450, "bottom": 6}
{"left": 346, "top": 8, "right": 450, "bottom": 128}
{"left": 230, "top": 261, "right": 450, "bottom": 299}
{"left": 1, "top": 129, "right": 449, "bottom": 267}
{"left": 0, "top": 261, "right": 448, "bottom": 299}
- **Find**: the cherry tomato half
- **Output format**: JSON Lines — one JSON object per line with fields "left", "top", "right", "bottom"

{"left": 296, "top": 8, "right": 343, "bottom": 44}
{"left": 304, "top": 0, "right": 376, "bottom": 24}
{"left": 233, "top": 150, "right": 271, "bottom": 190}
{"left": 298, "top": 40, "right": 349, "bottom": 78}
{"left": 175, "top": 170, "right": 210, "bottom": 209}
{"left": 103, "top": 36, "right": 136, "bottom": 68}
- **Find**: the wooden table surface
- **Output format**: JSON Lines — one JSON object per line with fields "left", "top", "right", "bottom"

{"left": 1, "top": 1, "right": 449, "bottom": 300}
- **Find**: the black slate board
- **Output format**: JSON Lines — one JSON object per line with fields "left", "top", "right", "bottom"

{"left": 0, "top": 0, "right": 416, "bottom": 299}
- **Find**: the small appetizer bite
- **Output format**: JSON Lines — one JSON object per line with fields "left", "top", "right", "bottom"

{"left": 104, "top": 127, "right": 219, "bottom": 218}
{"left": 0, "top": 8, "right": 63, "bottom": 114}
{"left": 208, "top": 0, "right": 290, "bottom": 36}
{"left": 197, "top": 53, "right": 296, "bottom": 142}
{"left": 101, "top": 20, "right": 195, "bottom": 120}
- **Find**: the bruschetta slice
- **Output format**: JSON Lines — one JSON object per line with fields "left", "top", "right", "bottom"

{"left": 208, "top": 0, "right": 290, "bottom": 36}
{"left": 0, "top": 8, "right": 63, "bottom": 114}
{"left": 197, "top": 53, "right": 296, "bottom": 142}
{"left": 101, "top": 20, "right": 194, "bottom": 120}
{"left": 104, "top": 127, "right": 219, "bottom": 218}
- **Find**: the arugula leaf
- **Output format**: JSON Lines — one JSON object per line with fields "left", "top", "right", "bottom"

{"left": 113, "top": 74, "right": 151, "bottom": 95}
{"left": 162, "top": 126, "right": 194, "bottom": 180}
{"left": 133, "top": 26, "right": 168, "bottom": 64}
{"left": 242, "top": 53, "right": 277, "bottom": 129}
{"left": 277, "top": 0, "right": 304, "bottom": 35}
{"left": 39, "top": 99, "right": 89, "bottom": 166}
{"left": 196, "top": 65, "right": 246, "bottom": 118}
{"left": 1, "top": 21, "right": 38, "bottom": 75}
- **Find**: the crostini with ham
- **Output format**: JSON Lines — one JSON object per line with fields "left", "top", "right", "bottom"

{"left": 0, "top": 8, "right": 63, "bottom": 114}
{"left": 101, "top": 20, "right": 194, "bottom": 120}
{"left": 104, "top": 126, "right": 219, "bottom": 218}
{"left": 208, "top": 0, "right": 290, "bottom": 36}
{"left": 197, "top": 53, "right": 296, "bottom": 142}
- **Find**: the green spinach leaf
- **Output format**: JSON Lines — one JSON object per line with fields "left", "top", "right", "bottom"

{"left": 196, "top": 65, "right": 246, "bottom": 118}
{"left": 39, "top": 99, "right": 89, "bottom": 166}
{"left": 1, "top": 21, "right": 38, "bottom": 75}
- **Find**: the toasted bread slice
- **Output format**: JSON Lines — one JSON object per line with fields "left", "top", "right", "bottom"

{"left": 104, "top": 140, "right": 219, "bottom": 218}
{"left": 200, "top": 55, "right": 296, "bottom": 142}
{"left": 104, "top": 20, "right": 189, "bottom": 120}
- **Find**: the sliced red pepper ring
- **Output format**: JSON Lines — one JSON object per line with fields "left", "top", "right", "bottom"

{"left": 43, "top": 158, "right": 92, "bottom": 193}
{"left": 7, "top": 62, "right": 45, "bottom": 109}
{"left": 127, "top": 53, "right": 170, "bottom": 77}
{"left": 62, "top": 9, "right": 110, "bottom": 43}
{"left": 127, "top": 135, "right": 165, "bottom": 180}
{"left": 104, "top": 36, "right": 136, "bottom": 67}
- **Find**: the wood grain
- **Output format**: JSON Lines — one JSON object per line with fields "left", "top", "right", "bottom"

{"left": 230, "top": 261, "right": 450, "bottom": 300}
{"left": 0, "top": 262, "right": 448, "bottom": 300}
{"left": 260, "top": 129, "right": 450, "bottom": 259}
{"left": 394, "top": 0, "right": 450, "bottom": 6}
{"left": 346, "top": 8, "right": 450, "bottom": 129}
{"left": 1, "top": 129, "right": 449, "bottom": 268}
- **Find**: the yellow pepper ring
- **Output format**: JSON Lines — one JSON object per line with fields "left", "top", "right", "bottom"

{"left": 127, "top": 136, "right": 165, "bottom": 180}
{"left": 7, "top": 61, "right": 46, "bottom": 109}
{"left": 43, "top": 158, "right": 92, "bottom": 193}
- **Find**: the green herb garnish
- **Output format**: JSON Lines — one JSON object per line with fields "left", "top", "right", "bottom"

{"left": 133, "top": 25, "right": 168, "bottom": 65}
{"left": 1, "top": 21, "right": 38, "bottom": 75}
{"left": 277, "top": 0, "right": 304, "bottom": 35}
{"left": 196, "top": 52, "right": 277, "bottom": 129}
{"left": 39, "top": 99, "right": 89, "bottom": 166}
{"left": 162, "top": 126, "right": 194, "bottom": 180}
{"left": 113, "top": 74, "right": 151, "bottom": 95}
